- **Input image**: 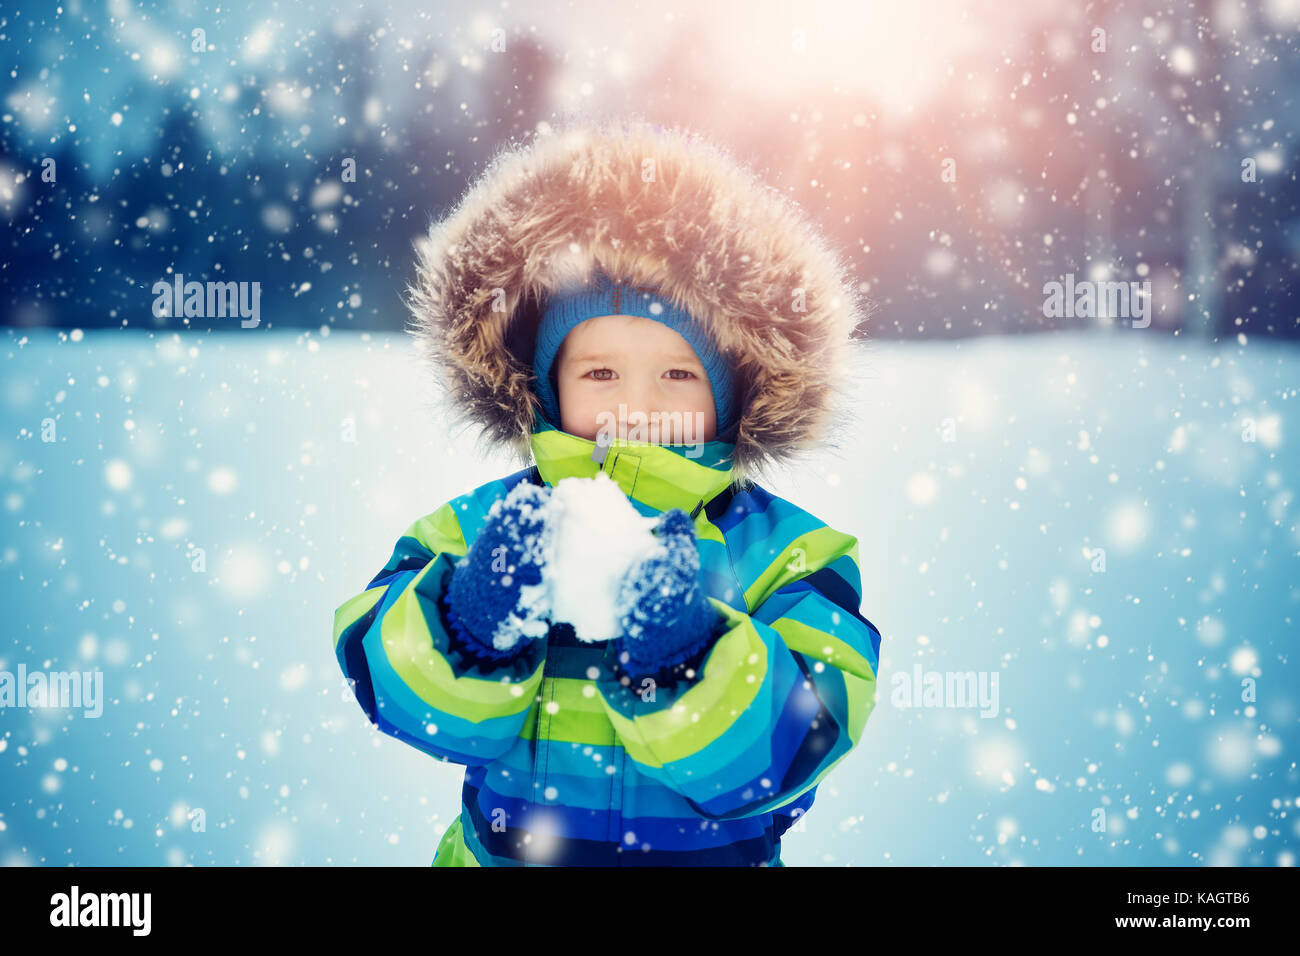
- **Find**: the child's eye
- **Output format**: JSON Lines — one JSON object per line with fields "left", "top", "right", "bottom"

{"left": 584, "top": 368, "right": 615, "bottom": 381}
{"left": 665, "top": 369, "right": 696, "bottom": 380}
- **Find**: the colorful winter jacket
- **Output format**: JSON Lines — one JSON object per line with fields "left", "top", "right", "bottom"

{"left": 332, "top": 415, "right": 882, "bottom": 866}
{"left": 334, "top": 117, "right": 883, "bottom": 864}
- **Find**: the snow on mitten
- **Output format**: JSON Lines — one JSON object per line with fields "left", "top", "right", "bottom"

{"left": 612, "top": 508, "right": 724, "bottom": 678}
{"left": 443, "top": 481, "right": 554, "bottom": 658}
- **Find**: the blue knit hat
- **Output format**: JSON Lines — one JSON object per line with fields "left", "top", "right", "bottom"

{"left": 532, "top": 267, "right": 737, "bottom": 437}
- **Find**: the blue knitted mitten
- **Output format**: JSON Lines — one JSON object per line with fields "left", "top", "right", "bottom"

{"left": 612, "top": 508, "right": 724, "bottom": 678}
{"left": 443, "top": 480, "right": 553, "bottom": 658}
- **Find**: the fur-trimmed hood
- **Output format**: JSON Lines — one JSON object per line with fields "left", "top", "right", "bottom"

{"left": 404, "top": 115, "right": 868, "bottom": 487}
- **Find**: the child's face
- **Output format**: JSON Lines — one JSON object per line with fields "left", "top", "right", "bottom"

{"left": 554, "top": 314, "right": 717, "bottom": 444}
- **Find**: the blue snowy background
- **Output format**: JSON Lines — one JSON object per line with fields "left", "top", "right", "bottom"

{"left": 1, "top": 0, "right": 1298, "bottom": 866}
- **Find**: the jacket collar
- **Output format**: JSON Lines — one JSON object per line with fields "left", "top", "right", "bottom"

{"left": 529, "top": 413, "right": 738, "bottom": 516}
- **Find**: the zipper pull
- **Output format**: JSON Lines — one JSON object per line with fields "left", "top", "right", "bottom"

{"left": 689, "top": 498, "right": 704, "bottom": 520}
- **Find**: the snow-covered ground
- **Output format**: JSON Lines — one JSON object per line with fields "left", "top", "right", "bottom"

{"left": 1, "top": 327, "right": 1295, "bottom": 865}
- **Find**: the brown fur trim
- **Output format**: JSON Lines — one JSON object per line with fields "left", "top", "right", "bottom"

{"left": 404, "top": 115, "right": 869, "bottom": 487}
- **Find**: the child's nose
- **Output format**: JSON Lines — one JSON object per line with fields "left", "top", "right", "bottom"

{"left": 622, "top": 378, "right": 669, "bottom": 416}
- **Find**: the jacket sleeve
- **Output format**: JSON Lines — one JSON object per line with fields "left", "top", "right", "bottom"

{"left": 332, "top": 496, "right": 547, "bottom": 768}
{"left": 595, "top": 520, "right": 881, "bottom": 822}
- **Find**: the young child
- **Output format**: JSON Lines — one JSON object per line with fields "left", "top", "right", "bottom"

{"left": 332, "top": 117, "right": 883, "bottom": 866}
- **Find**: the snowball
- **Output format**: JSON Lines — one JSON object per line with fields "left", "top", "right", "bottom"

{"left": 539, "top": 472, "right": 662, "bottom": 643}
